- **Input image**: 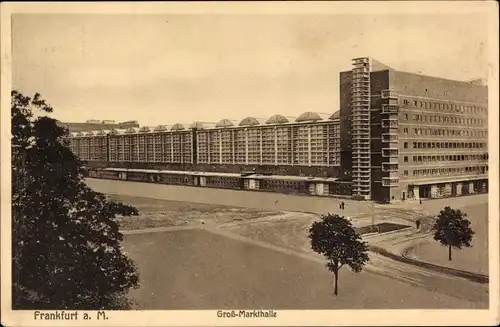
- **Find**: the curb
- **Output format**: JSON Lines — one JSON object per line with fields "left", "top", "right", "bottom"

{"left": 368, "top": 245, "right": 489, "bottom": 284}
{"left": 362, "top": 226, "right": 414, "bottom": 239}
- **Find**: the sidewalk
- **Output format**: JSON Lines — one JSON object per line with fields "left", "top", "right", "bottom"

{"left": 405, "top": 238, "right": 489, "bottom": 276}
{"left": 363, "top": 227, "right": 489, "bottom": 284}
{"left": 377, "top": 194, "right": 489, "bottom": 215}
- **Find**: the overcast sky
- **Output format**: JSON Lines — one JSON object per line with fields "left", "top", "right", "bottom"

{"left": 12, "top": 13, "right": 489, "bottom": 127}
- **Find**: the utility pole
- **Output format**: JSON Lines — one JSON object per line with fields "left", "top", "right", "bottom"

{"left": 371, "top": 199, "right": 376, "bottom": 233}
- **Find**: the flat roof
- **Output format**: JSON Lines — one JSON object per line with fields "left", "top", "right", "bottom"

{"left": 101, "top": 168, "right": 339, "bottom": 181}
{"left": 103, "top": 168, "right": 242, "bottom": 178}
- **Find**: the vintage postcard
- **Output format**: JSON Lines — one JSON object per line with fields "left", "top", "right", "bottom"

{"left": 1, "top": 1, "right": 499, "bottom": 326}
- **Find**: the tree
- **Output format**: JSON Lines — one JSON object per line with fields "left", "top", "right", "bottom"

{"left": 11, "top": 90, "right": 140, "bottom": 309}
{"left": 432, "top": 206, "right": 474, "bottom": 261}
{"left": 308, "top": 214, "right": 369, "bottom": 296}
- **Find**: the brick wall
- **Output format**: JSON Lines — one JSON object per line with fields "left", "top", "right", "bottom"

{"left": 389, "top": 70, "right": 488, "bottom": 104}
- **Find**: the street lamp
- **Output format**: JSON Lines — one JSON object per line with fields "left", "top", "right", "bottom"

{"left": 371, "top": 199, "right": 375, "bottom": 233}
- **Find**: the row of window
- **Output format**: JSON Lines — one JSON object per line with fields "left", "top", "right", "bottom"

{"left": 196, "top": 148, "right": 341, "bottom": 166}
{"left": 162, "top": 175, "right": 186, "bottom": 183}
{"left": 72, "top": 133, "right": 193, "bottom": 163}
{"left": 206, "top": 177, "right": 240, "bottom": 187}
{"left": 72, "top": 137, "right": 342, "bottom": 167}
{"left": 405, "top": 153, "right": 488, "bottom": 163}
{"left": 382, "top": 163, "right": 399, "bottom": 172}
{"left": 408, "top": 113, "right": 486, "bottom": 126}
{"left": 382, "top": 134, "right": 398, "bottom": 142}
{"left": 382, "top": 178, "right": 398, "bottom": 186}
{"left": 70, "top": 138, "right": 106, "bottom": 160}
{"left": 261, "top": 180, "right": 304, "bottom": 189}
{"left": 401, "top": 98, "right": 486, "bottom": 115}
{"left": 404, "top": 127, "right": 487, "bottom": 138}
{"left": 403, "top": 141, "right": 487, "bottom": 149}
{"left": 197, "top": 124, "right": 340, "bottom": 166}
{"left": 407, "top": 166, "right": 488, "bottom": 177}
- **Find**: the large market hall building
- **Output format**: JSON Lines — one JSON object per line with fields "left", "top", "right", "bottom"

{"left": 68, "top": 57, "right": 489, "bottom": 203}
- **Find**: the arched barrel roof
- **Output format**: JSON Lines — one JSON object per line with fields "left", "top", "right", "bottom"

{"left": 239, "top": 117, "right": 261, "bottom": 127}
{"left": 171, "top": 123, "right": 186, "bottom": 131}
{"left": 189, "top": 121, "right": 204, "bottom": 129}
{"left": 295, "top": 112, "right": 328, "bottom": 122}
{"left": 125, "top": 127, "right": 140, "bottom": 134}
{"left": 96, "top": 130, "right": 110, "bottom": 136}
{"left": 329, "top": 110, "right": 340, "bottom": 120}
{"left": 265, "top": 114, "right": 289, "bottom": 124}
{"left": 154, "top": 125, "right": 168, "bottom": 132}
{"left": 189, "top": 122, "right": 217, "bottom": 129}
{"left": 109, "top": 128, "right": 126, "bottom": 135}
{"left": 215, "top": 119, "right": 234, "bottom": 128}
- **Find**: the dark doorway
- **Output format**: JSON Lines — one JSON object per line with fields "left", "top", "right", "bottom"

{"left": 419, "top": 185, "right": 431, "bottom": 198}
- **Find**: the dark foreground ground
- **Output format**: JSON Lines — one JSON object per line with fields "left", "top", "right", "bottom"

{"left": 123, "top": 229, "right": 485, "bottom": 309}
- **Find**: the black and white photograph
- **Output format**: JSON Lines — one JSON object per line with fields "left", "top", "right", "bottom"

{"left": 1, "top": 1, "right": 498, "bottom": 326}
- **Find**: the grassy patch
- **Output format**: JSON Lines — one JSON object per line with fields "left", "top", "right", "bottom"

{"left": 224, "top": 214, "right": 318, "bottom": 253}
{"left": 108, "top": 194, "right": 281, "bottom": 230}
{"left": 357, "top": 223, "right": 412, "bottom": 235}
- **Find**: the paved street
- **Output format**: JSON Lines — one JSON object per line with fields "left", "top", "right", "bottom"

{"left": 393, "top": 194, "right": 489, "bottom": 214}
{"left": 87, "top": 178, "right": 488, "bottom": 218}
{"left": 86, "top": 178, "right": 375, "bottom": 216}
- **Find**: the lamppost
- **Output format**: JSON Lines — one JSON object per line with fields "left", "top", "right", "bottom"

{"left": 371, "top": 198, "right": 376, "bottom": 233}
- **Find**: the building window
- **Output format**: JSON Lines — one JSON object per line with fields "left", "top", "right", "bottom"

{"left": 403, "top": 170, "right": 408, "bottom": 176}
{"left": 403, "top": 128, "right": 408, "bottom": 134}
{"left": 404, "top": 156, "right": 408, "bottom": 162}
{"left": 404, "top": 142, "right": 408, "bottom": 148}
{"left": 404, "top": 114, "right": 408, "bottom": 120}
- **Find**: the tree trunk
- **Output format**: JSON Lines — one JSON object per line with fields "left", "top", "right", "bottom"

{"left": 334, "top": 269, "right": 338, "bottom": 296}
{"left": 448, "top": 245, "right": 452, "bottom": 261}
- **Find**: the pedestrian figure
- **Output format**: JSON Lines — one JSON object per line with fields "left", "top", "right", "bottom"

{"left": 419, "top": 198, "right": 422, "bottom": 204}
{"left": 416, "top": 219, "right": 421, "bottom": 230}
{"left": 339, "top": 203, "right": 342, "bottom": 210}
{"left": 341, "top": 201, "right": 345, "bottom": 210}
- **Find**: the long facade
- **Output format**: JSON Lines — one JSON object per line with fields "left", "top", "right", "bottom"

{"left": 68, "top": 56, "right": 489, "bottom": 202}
{"left": 70, "top": 113, "right": 341, "bottom": 169}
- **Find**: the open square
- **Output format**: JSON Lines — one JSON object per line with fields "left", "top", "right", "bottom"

{"left": 123, "top": 229, "right": 485, "bottom": 309}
